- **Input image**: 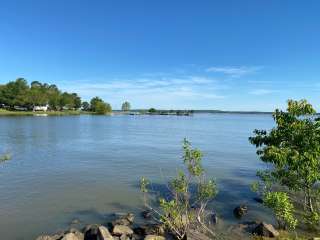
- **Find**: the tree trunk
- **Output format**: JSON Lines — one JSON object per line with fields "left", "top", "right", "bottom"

{"left": 306, "top": 189, "right": 314, "bottom": 213}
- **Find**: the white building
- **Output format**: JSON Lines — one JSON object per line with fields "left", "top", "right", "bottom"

{"left": 33, "top": 104, "right": 49, "bottom": 112}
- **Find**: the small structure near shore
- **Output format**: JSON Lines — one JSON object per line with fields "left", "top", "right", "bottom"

{"left": 33, "top": 104, "right": 49, "bottom": 112}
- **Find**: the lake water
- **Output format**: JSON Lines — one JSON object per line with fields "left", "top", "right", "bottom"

{"left": 0, "top": 114, "right": 274, "bottom": 239}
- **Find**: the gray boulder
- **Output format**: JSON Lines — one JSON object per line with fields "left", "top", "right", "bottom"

{"left": 186, "top": 229, "right": 211, "bottom": 240}
{"left": 62, "top": 232, "right": 84, "bottom": 240}
{"left": 36, "top": 236, "right": 54, "bottom": 240}
{"left": 144, "top": 235, "right": 165, "bottom": 240}
{"left": 84, "top": 224, "right": 113, "bottom": 240}
{"left": 252, "top": 222, "right": 279, "bottom": 238}
{"left": 113, "top": 225, "right": 133, "bottom": 236}
{"left": 112, "top": 213, "right": 135, "bottom": 226}
{"left": 98, "top": 226, "right": 114, "bottom": 240}
{"left": 134, "top": 224, "right": 165, "bottom": 236}
{"left": 233, "top": 205, "right": 248, "bottom": 218}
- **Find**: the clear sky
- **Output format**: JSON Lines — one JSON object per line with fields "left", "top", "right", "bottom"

{"left": 0, "top": 0, "right": 320, "bottom": 111}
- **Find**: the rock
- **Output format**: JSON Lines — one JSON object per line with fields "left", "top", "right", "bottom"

{"left": 252, "top": 222, "right": 279, "bottom": 238}
{"left": 51, "top": 232, "right": 66, "bottom": 240}
{"left": 113, "top": 225, "right": 133, "bottom": 236}
{"left": 36, "top": 236, "right": 54, "bottom": 240}
{"left": 144, "top": 235, "right": 165, "bottom": 240}
{"left": 131, "top": 233, "right": 144, "bottom": 240}
{"left": 71, "top": 219, "right": 81, "bottom": 225}
{"left": 83, "top": 224, "right": 114, "bottom": 240}
{"left": 83, "top": 224, "right": 100, "bottom": 240}
{"left": 126, "top": 213, "right": 134, "bottom": 223}
{"left": 141, "top": 210, "right": 152, "bottom": 219}
{"left": 233, "top": 205, "right": 248, "bottom": 218}
{"left": 67, "top": 228, "right": 81, "bottom": 234}
{"left": 253, "top": 197, "right": 263, "bottom": 204}
{"left": 98, "top": 226, "right": 114, "bottom": 240}
{"left": 120, "top": 235, "right": 130, "bottom": 240}
{"left": 134, "top": 224, "right": 165, "bottom": 236}
{"left": 227, "top": 221, "right": 260, "bottom": 239}
{"left": 62, "top": 232, "right": 84, "bottom": 240}
{"left": 186, "top": 229, "right": 211, "bottom": 240}
{"left": 112, "top": 213, "right": 135, "bottom": 226}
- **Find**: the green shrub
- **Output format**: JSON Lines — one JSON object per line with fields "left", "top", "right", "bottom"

{"left": 140, "top": 139, "right": 217, "bottom": 239}
{"left": 263, "top": 191, "right": 298, "bottom": 230}
{"left": 250, "top": 99, "right": 320, "bottom": 229}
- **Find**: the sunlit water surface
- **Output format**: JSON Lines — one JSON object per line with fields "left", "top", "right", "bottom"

{"left": 0, "top": 114, "right": 274, "bottom": 239}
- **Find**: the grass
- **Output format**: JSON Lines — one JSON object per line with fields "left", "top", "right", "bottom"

{"left": 0, "top": 109, "right": 84, "bottom": 116}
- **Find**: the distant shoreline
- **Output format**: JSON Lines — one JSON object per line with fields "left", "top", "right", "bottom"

{"left": 0, "top": 109, "right": 275, "bottom": 116}
{"left": 114, "top": 109, "right": 274, "bottom": 114}
{"left": 0, "top": 109, "right": 93, "bottom": 116}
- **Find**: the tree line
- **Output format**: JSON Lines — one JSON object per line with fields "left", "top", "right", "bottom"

{"left": 0, "top": 78, "right": 113, "bottom": 114}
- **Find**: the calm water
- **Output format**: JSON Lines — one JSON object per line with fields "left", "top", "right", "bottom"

{"left": 0, "top": 114, "right": 274, "bottom": 239}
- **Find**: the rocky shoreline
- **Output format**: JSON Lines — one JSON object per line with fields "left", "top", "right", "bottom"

{"left": 36, "top": 208, "right": 282, "bottom": 240}
{"left": 36, "top": 212, "right": 169, "bottom": 240}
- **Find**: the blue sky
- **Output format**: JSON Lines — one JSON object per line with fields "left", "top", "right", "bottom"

{"left": 0, "top": 0, "right": 320, "bottom": 111}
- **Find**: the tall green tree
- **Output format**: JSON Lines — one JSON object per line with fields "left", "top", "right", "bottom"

{"left": 1, "top": 78, "right": 30, "bottom": 108}
{"left": 90, "top": 97, "right": 103, "bottom": 112}
{"left": 81, "top": 101, "right": 90, "bottom": 111}
{"left": 47, "top": 86, "right": 61, "bottom": 110}
{"left": 59, "top": 92, "right": 74, "bottom": 109}
{"left": 71, "top": 93, "right": 82, "bottom": 109}
{"left": 121, "top": 101, "right": 131, "bottom": 111}
{"left": 95, "top": 101, "right": 111, "bottom": 114}
{"left": 250, "top": 99, "right": 320, "bottom": 219}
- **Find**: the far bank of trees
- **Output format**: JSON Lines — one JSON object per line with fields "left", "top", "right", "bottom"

{"left": 0, "top": 78, "right": 112, "bottom": 114}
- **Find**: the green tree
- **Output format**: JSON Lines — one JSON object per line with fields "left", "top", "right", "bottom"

{"left": 250, "top": 99, "right": 320, "bottom": 224}
{"left": 0, "top": 85, "right": 6, "bottom": 105}
{"left": 95, "top": 101, "right": 112, "bottom": 114}
{"left": 81, "top": 101, "right": 90, "bottom": 111}
{"left": 148, "top": 108, "right": 156, "bottom": 113}
{"left": 0, "top": 79, "right": 84, "bottom": 111}
{"left": 30, "top": 81, "right": 42, "bottom": 88}
{"left": 140, "top": 139, "right": 217, "bottom": 239}
{"left": 90, "top": 96, "right": 103, "bottom": 112}
{"left": 47, "top": 86, "right": 61, "bottom": 110}
{"left": 28, "top": 85, "right": 47, "bottom": 106}
{"left": 71, "top": 93, "right": 82, "bottom": 109}
{"left": 59, "top": 92, "right": 74, "bottom": 109}
{"left": 1, "top": 78, "right": 30, "bottom": 108}
{"left": 121, "top": 101, "right": 131, "bottom": 111}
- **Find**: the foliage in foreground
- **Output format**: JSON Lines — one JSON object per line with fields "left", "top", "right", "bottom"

{"left": 250, "top": 99, "right": 320, "bottom": 229}
{"left": 140, "top": 139, "right": 218, "bottom": 239}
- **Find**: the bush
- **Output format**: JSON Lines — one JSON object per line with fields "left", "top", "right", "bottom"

{"left": 250, "top": 99, "right": 320, "bottom": 228}
{"left": 263, "top": 191, "right": 298, "bottom": 230}
{"left": 140, "top": 139, "right": 217, "bottom": 239}
{"left": 95, "top": 101, "right": 112, "bottom": 114}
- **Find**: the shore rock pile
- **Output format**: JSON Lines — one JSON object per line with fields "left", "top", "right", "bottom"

{"left": 36, "top": 210, "right": 282, "bottom": 240}
{"left": 36, "top": 213, "right": 167, "bottom": 240}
